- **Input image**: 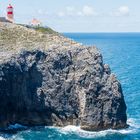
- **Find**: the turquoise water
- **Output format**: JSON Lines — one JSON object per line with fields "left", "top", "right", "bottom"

{"left": 1, "top": 33, "right": 140, "bottom": 140}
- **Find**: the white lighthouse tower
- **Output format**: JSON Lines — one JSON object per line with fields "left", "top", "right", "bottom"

{"left": 7, "top": 4, "right": 14, "bottom": 22}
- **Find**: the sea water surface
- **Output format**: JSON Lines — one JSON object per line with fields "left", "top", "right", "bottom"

{"left": 1, "top": 33, "right": 140, "bottom": 140}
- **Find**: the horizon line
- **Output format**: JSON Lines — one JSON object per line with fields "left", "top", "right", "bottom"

{"left": 61, "top": 32, "right": 140, "bottom": 34}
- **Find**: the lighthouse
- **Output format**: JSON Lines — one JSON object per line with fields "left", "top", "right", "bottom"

{"left": 7, "top": 4, "right": 14, "bottom": 22}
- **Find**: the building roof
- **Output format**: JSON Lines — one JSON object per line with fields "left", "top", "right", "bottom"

{"left": 30, "top": 18, "right": 41, "bottom": 26}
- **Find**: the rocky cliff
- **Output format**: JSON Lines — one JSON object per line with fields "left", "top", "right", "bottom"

{"left": 0, "top": 22, "right": 127, "bottom": 131}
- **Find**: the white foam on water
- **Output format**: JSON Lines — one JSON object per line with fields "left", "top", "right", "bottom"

{"left": 0, "top": 135, "right": 25, "bottom": 140}
{"left": 56, "top": 118, "right": 139, "bottom": 138}
{"left": 0, "top": 118, "right": 139, "bottom": 139}
{"left": 0, "top": 137, "right": 6, "bottom": 140}
{"left": 59, "top": 126, "right": 129, "bottom": 138}
{"left": 11, "top": 137, "right": 24, "bottom": 140}
{"left": 127, "top": 118, "right": 140, "bottom": 129}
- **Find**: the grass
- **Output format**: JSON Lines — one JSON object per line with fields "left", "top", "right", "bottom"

{"left": 34, "top": 26, "right": 58, "bottom": 34}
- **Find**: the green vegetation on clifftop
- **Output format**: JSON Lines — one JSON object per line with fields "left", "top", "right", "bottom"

{"left": 34, "top": 26, "right": 58, "bottom": 34}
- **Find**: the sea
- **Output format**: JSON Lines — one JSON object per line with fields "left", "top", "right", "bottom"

{"left": 1, "top": 33, "right": 140, "bottom": 140}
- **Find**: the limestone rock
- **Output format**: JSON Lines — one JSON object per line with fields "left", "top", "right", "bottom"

{"left": 0, "top": 22, "right": 127, "bottom": 131}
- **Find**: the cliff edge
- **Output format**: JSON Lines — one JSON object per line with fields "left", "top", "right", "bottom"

{"left": 0, "top": 22, "right": 127, "bottom": 131}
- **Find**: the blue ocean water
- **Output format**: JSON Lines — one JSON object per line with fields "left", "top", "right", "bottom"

{"left": 1, "top": 33, "right": 140, "bottom": 140}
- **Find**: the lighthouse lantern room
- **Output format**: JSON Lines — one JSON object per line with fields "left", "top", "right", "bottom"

{"left": 7, "top": 4, "right": 14, "bottom": 22}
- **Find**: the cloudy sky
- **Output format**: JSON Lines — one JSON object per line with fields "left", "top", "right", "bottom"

{"left": 0, "top": 0, "right": 140, "bottom": 32}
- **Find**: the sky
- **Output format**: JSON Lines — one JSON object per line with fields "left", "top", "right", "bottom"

{"left": 0, "top": 0, "right": 140, "bottom": 32}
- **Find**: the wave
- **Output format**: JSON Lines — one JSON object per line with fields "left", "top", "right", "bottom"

{"left": 0, "top": 118, "right": 139, "bottom": 140}
{"left": 56, "top": 118, "right": 140, "bottom": 138}
{"left": 127, "top": 118, "right": 140, "bottom": 129}
{"left": 59, "top": 126, "right": 132, "bottom": 138}
{"left": 0, "top": 137, "right": 6, "bottom": 140}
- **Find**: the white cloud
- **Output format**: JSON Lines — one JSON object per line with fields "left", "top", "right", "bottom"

{"left": 57, "top": 5, "right": 98, "bottom": 17}
{"left": 112, "top": 6, "right": 130, "bottom": 17}
{"left": 82, "top": 6, "right": 97, "bottom": 16}
{"left": 118, "top": 6, "right": 129, "bottom": 16}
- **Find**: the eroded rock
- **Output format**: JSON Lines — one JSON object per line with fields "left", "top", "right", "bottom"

{"left": 0, "top": 22, "right": 127, "bottom": 131}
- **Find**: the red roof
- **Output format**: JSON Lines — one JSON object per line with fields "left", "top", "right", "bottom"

{"left": 30, "top": 18, "right": 41, "bottom": 25}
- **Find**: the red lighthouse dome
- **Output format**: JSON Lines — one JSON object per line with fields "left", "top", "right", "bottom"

{"left": 7, "top": 4, "right": 14, "bottom": 22}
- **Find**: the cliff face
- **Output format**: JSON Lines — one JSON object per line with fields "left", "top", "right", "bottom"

{"left": 0, "top": 22, "right": 127, "bottom": 131}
